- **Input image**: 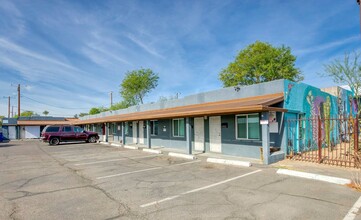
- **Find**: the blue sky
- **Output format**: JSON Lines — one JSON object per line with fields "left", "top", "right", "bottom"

{"left": 0, "top": 0, "right": 360, "bottom": 117}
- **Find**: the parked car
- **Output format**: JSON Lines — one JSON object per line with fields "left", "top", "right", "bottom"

{"left": 41, "top": 125, "right": 99, "bottom": 145}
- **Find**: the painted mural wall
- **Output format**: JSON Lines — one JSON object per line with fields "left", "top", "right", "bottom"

{"left": 284, "top": 80, "right": 355, "bottom": 153}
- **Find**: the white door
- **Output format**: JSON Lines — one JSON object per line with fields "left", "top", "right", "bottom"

{"left": 132, "top": 121, "right": 137, "bottom": 144}
{"left": 25, "top": 126, "right": 40, "bottom": 139}
{"left": 8, "top": 126, "right": 16, "bottom": 139}
{"left": 194, "top": 117, "right": 205, "bottom": 151}
{"left": 209, "top": 116, "right": 222, "bottom": 153}
{"left": 139, "top": 121, "right": 144, "bottom": 144}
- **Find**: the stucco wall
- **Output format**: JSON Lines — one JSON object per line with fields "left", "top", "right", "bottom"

{"left": 218, "top": 112, "right": 286, "bottom": 159}
{"left": 147, "top": 119, "right": 189, "bottom": 151}
{"left": 284, "top": 80, "right": 355, "bottom": 153}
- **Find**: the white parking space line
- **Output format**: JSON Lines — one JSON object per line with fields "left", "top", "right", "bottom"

{"left": 74, "top": 155, "right": 158, "bottom": 166}
{"left": 344, "top": 196, "right": 361, "bottom": 220}
{"left": 97, "top": 167, "right": 162, "bottom": 179}
{"left": 277, "top": 169, "right": 351, "bottom": 185}
{"left": 96, "top": 160, "right": 201, "bottom": 180}
{"left": 140, "top": 169, "right": 262, "bottom": 208}
{"left": 52, "top": 149, "right": 134, "bottom": 157}
{"left": 53, "top": 148, "right": 129, "bottom": 153}
{"left": 49, "top": 144, "right": 98, "bottom": 149}
{"left": 52, "top": 153, "right": 112, "bottom": 159}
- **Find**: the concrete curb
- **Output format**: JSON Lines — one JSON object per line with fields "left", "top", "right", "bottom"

{"left": 99, "top": 142, "right": 110, "bottom": 145}
{"left": 207, "top": 158, "right": 251, "bottom": 167}
{"left": 124, "top": 145, "right": 138, "bottom": 150}
{"left": 276, "top": 169, "right": 351, "bottom": 185}
{"left": 143, "top": 149, "right": 162, "bottom": 154}
{"left": 110, "top": 143, "right": 122, "bottom": 147}
{"left": 168, "top": 152, "right": 196, "bottom": 160}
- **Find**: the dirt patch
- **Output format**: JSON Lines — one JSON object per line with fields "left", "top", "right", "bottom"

{"left": 346, "top": 182, "right": 361, "bottom": 192}
{"left": 203, "top": 164, "right": 216, "bottom": 169}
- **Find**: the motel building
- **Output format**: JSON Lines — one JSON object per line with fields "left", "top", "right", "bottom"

{"left": 75, "top": 79, "right": 354, "bottom": 165}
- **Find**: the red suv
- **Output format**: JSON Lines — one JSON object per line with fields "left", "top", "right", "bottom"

{"left": 41, "top": 125, "right": 99, "bottom": 145}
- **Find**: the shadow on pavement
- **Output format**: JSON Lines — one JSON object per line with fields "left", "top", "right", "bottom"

{"left": 51, "top": 142, "right": 90, "bottom": 146}
{"left": 0, "top": 143, "right": 14, "bottom": 147}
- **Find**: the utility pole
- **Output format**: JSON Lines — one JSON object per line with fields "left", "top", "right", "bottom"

{"left": 110, "top": 91, "right": 113, "bottom": 107}
{"left": 17, "top": 84, "right": 20, "bottom": 117}
{"left": 11, "top": 106, "right": 14, "bottom": 117}
{"left": 7, "top": 96, "right": 10, "bottom": 118}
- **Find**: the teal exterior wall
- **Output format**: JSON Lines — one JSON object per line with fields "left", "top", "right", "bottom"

{"left": 220, "top": 112, "right": 285, "bottom": 159}
{"left": 284, "top": 80, "right": 355, "bottom": 119}
{"left": 150, "top": 119, "right": 191, "bottom": 151}
{"left": 283, "top": 80, "right": 355, "bottom": 153}
{"left": 220, "top": 115, "right": 262, "bottom": 159}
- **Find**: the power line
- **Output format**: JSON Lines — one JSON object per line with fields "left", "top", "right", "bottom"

{"left": 21, "top": 95, "right": 91, "bottom": 110}
{"left": 16, "top": 108, "right": 74, "bottom": 117}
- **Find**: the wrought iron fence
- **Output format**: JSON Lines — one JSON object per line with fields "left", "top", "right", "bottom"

{"left": 287, "top": 117, "right": 361, "bottom": 168}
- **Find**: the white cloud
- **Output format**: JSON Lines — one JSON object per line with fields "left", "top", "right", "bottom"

{"left": 294, "top": 36, "right": 360, "bottom": 56}
{"left": 127, "top": 34, "right": 164, "bottom": 59}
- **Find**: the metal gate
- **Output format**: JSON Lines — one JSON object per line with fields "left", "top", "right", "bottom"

{"left": 287, "top": 117, "right": 361, "bottom": 168}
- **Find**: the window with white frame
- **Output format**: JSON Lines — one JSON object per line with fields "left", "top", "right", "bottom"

{"left": 150, "top": 120, "right": 158, "bottom": 135}
{"left": 173, "top": 118, "right": 185, "bottom": 137}
{"left": 236, "top": 114, "right": 260, "bottom": 139}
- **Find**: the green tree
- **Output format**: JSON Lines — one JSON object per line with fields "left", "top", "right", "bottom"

{"left": 0, "top": 115, "right": 4, "bottom": 126}
{"left": 89, "top": 107, "right": 108, "bottom": 115}
{"left": 20, "top": 111, "right": 35, "bottom": 117}
{"left": 98, "top": 107, "right": 108, "bottom": 112}
{"left": 79, "top": 112, "right": 89, "bottom": 117}
{"left": 323, "top": 51, "right": 361, "bottom": 116}
{"left": 109, "top": 101, "right": 130, "bottom": 111}
{"left": 120, "top": 68, "right": 159, "bottom": 105}
{"left": 43, "top": 110, "right": 49, "bottom": 116}
{"left": 89, "top": 107, "right": 101, "bottom": 115}
{"left": 219, "top": 41, "right": 303, "bottom": 87}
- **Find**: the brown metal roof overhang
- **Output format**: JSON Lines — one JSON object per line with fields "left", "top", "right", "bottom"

{"left": 17, "top": 119, "right": 79, "bottom": 126}
{"left": 75, "top": 93, "right": 286, "bottom": 125}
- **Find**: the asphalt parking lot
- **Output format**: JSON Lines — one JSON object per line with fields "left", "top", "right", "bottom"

{"left": 0, "top": 141, "right": 360, "bottom": 220}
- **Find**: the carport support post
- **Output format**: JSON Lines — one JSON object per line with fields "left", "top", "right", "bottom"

{"left": 186, "top": 117, "right": 192, "bottom": 155}
{"left": 121, "top": 122, "right": 125, "bottom": 145}
{"left": 261, "top": 112, "right": 270, "bottom": 165}
{"left": 105, "top": 123, "right": 109, "bottom": 142}
{"left": 146, "top": 120, "right": 151, "bottom": 148}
